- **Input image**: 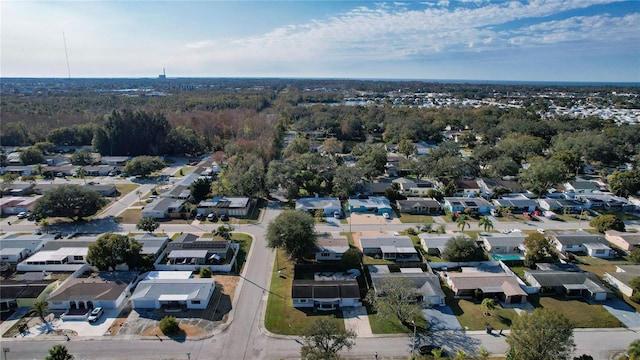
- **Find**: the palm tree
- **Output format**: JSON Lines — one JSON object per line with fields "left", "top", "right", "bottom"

{"left": 456, "top": 215, "right": 470, "bottom": 231}
{"left": 454, "top": 349, "right": 468, "bottom": 360}
{"left": 478, "top": 216, "right": 493, "bottom": 232}
{"left": 32, "top": 300, "right": 49, "bottom": 323}
{"left": 75, "top": 166, "right": 87, "bottom": 184}
{"left": 135, "top": 189, "right": 142, "bottom": 203}
{"left": 628, "top": 339, "right": 640, "bottom": 360}
{"left": 35, "top": 163, "right": 44, "bottom": 177}
{"left": 45, "top": 345, "right": 74, "bottom": 360}
{"left": 39, "top": 218, "right": 50, "bottom": 233}
{"left": 213, "top": 224, "right": 234, "bottom": 241}
{"left": 481, "top": 298, "right": 497, "bottom": 316}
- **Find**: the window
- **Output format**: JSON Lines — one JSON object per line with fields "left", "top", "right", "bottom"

{"left": 321, "top": 253, "right": 331, "bottom": 257}
{"left": 191, "top": 300, "right": 201, "bottom": 305}
{"left": 74, "top": 256, "right": 84, "bottom": 261}
{"left": 299, "top": 299, "right": 307, "bottom": 303}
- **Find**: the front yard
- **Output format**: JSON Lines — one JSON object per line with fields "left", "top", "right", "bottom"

{"left": 444, "top": 287, "right": 518, "bottom": 331}
{"left": 264, "top": 250, "right": 345, "bottom": 335}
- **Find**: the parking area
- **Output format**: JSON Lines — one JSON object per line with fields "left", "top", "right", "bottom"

{"left": 350, "top": 213, "right": 401, "bottom": 225}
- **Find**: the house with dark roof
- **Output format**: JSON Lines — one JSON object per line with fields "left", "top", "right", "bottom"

{"left": 396, "top": 197, "right": 441, "bottom": 215}
{"left": 418, "top": 233, "right": 469, "bottom": 257}
{"left": 155, "top": 233, "right": 237, "bottom": 272}
{"left": 563, "top": 177, "right": 603, "bottom": 195}
{"left": 492, "top": 197, "right": 538, "bottom": 214}
{"left": 524, "top": 269, "right": 609, "bottom": 301}
{"left": 369, "top": 265, "right": 445, "bottom": 307}
{"left": 359, "top": 235, "right": 420, "bottom": 262}
{"left": 605, "top": 230, "right": 640, "bottom": 252}
{"left": 0, "top": 274, "right": 58, "bottom": 312}
{"left": 291, "top": 279, "right": 361, "bottom": 310}
{"left": 453, "top": 179, "right": 481, "bottom": 197}
{"left": 478, "top": 178, "right": 526, "bottom": 196}
{"left": 47, "top": 271, "right": 138, "bottom": 311}
{"left": 315, "top": 234, "right": 350, "bottom": 261}
{"left": 604, "top": 265, "right": 640, "bottom": 297}
{"left": 197, "top": 196, "right": 252, "bottom": 218}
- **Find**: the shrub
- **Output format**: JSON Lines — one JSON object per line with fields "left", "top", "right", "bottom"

{"left": 199, "top": 267, "right": 212, "bottom": 278}
{"left": 589, "top": 214, "right": 625, "bottom": 233}
{"left": 159, "top": 316, "right": 179, "bottom": 335}
{"left": 406, "top": 227, "right": 418, "bottom": 236}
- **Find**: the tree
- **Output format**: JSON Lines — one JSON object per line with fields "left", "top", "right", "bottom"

{"left": 19, "top": 147, "right": 45, "bottom": 165}
{"left": 397, "top": 139, "right": 416, "bottom": 158}
{"left": 123, "top": 156, "right": 165, "bottom": 178}
{"left": 523, "top": 233, "right": 557, "bottom": 267}
{"left": 481, "top": 298, "right": 497, "bottom": 316}
{"left": 283, "top": 135, "right": 310, "bottom": 158}
{"left": 45, "top": 345, "right": 74, "bottom": 360}
{"left": 629, "top": 277, "right": 640, "bottom": 303}
{"left": 589, "top": 214, "right": 625, "bottom": 233}
{"left": 366, "top": 277, "right": 422, "bottom": 324}
{"left": 31, "top": 184, "right": 108, "bottom": 221}
{"left": 266, "top": 210, "right": 316, "bottom": 261}
{"left": 627, "top": 339, "right": 640, "bottom": 360}
{"left": 355, "top": 143, "right": 388, "bottom": 179}
{"left": 341, "top": 248, "right": 363, "bottom": 270}
{"left": 332, "top": 165, "right": 360, "bottom": 200}
{"left": 190, "top": 177, "right": 212, "bottom": 203}
{"left": 70, "top": 149, "right": 94, "bottom": 166}
{"left": 478, "top": 216, "right": 493, "bottom": 232}
{"left": 32, "top": 300, "right": 49, "bottom": 322}
{"left": 159, "top": 315, "right": 180, "bottom": 335}
{"left": 136, "top": 217, "right": 159, "bottom": 233}
{"left": 518, "top": 157, "right": 573, "bottom": 197}
{"left": 300, "top": 318, "right": 356, "bottom": 360}
{"left": 33, "top": 141, "right": 55, "bottom": 154}
{"left": 441, "top": 235, "right": 484, "bottom": 262}
{"left": 506, "top": 308, "right": 575, "bottom": 360}
{"left": 199, "top": 267, "right": 213, "bottom": 278}
{"left": 86, "top": 233, "right": 143, "bottom": 271}
{"left": 608, "top": 170, "right": 640, "bottom": 197}
{"left": 213, "top": 224, "right": 234, "bottom": 241}
{"left": 322, "top": 138, "right": 344, "bottom": 155}
{"left": 75, "top": 166, "right": 87, "bottom": 184}
{"left": 630, "top": 249, "right": 640, "bottom": 265}
{"left": 456, "top": 215, "right": 470, "bottom": 231}
{"left": 165, "top": 125, "right": 206, "bottom": 156}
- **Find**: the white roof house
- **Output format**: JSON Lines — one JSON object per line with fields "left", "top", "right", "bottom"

{"left": 130, "top": 278, "right": 216, "bottom": 310}
{"left": 17, "top": 247, "right": 88, "bottom": 271}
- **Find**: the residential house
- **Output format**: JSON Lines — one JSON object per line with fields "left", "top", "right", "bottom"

{"left": 2, "top": 184, "right": 35, "bottom": 197}
{"left": 84, "top": 184, "right": 118, "bottom": 197}
{"left": 577, "top": 194, "right": 635, "bottom": 212}
{"left": 291, "top": 279, "right": 361, "bottom": 310}
{"left": 130, "top": 273, "right": 215, "bottom": 310}
{"left": 315, "top": 234, "right": 350, "bottom": 261}
{"left": 479, "top": 232, "right": 527, "bottom": 256}
{"left": 17, "top": 247, "right": 89, "bottom": 272}
{"left": 0, "top": 274, "right": 58, "bottom": 312}
{"left": 478, "top": 178, "right": 526, "bottom": 197}
{"left": 605, "top": 230, "right": 640, "bottom": 252}
{"left": 604, "top": 265, "right": 640, "bottom": 297}
{"left": 547, "top": 230, "right": 615, "bottom": 258}
{"left": 415, "top": 141, "right": 438, "bottom": 156}
{"left": 141, "top": 198, "right": 185, "bottom": 219}
{"left": 563, "top": 177, "right": 603, "bottom": 195}
{"left": 524, "top": 269, "right": 609, "bottom": 301}
{"left": 100, "top": 156, "right": 130, "bottom": 166}
{"left": 453, "top": 179, "right": 481, "bottom": 197}
{"left": 44, "top": 154, "right": 69, "bottom": 166}
{"left": 492, "top": 196, "right": 538, "bottom": 214}
{"left": 157, "top": 233, "right": 236, "bottom": 270}
{"left": 396, "top": 198, "right": 441, "bottom": 215}
{"left": 359, "top": 235, "right": 420, "bottom": 262}
{"left": 442, "top": 270, "right": 527, "bottom": 304}
{"left": 81, "top": 165, "right": 115, "bottom": 176}
{"left": 442, "top": 197, "right": 493, "bottom": 214}
{"left": 369, "top": 265, "right": 445, "bottom": 307}
{"left": 0, "top": 197, "right": 37, "bottom": 215}
{"left": 160, "top": 185, "right": 191, "bottom": 200}
{"left": 537, "top": 198, "right": 587, "bottom": 213}
{"left": 196, "top": 197, "right": 252, "bottom": 218}
{"left": 295, "top": 197, "right": 341, "bottom": 217}
{"left": 419, "top": 233, "right": 469, "bottom": 256}
{"left": 348, "top": 197, "right": 392, "bottom": 215}
{"left": 47, "top": 271, "right": 138, "bottom": 311}
{"left": 0, "top": 233, "right": 56, "bottom": 265}
{"left": 132, "top": 233, "right": 170, "bottom": 260}
{"left": 363, "top": 181, "right": 393, "bottom": 196}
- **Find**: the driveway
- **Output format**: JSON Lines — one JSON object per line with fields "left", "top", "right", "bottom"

{"left": 422, "top": 306, "right": 462, "bottom": 331}
{"left": 600, "top": 297, "right": 640, "bottom": 329}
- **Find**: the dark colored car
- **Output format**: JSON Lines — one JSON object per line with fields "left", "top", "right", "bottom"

{"left": 220, "top": 214, "right": 229, "bottom": 222}
{"left": 195, "top": 213, "right": 204, "bottom": 221}
{"left": 418, "top": 345, "right": 446, "bottom": 356}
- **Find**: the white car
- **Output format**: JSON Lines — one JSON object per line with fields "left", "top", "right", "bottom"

{"left": 16, "top": 211, "right": 27, "bottom": 219}
{"left": 383, "top": 213, "right": 390, "bottom": 219}
{"left": 87, "top": 307, "right": 104, "bottom": 323}
{"left": 537, "top": 228, "right": 545, "bottom": 234}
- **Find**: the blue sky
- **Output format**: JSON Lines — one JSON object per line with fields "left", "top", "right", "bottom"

{"left": 1, "top": 0, "right": 639, "bottom": 82}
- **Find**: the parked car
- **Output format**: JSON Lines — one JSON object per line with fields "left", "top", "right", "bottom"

{"left": 220, "top": 214, "right": 229, "bottom": 222}
{"left": 207, "top": 213, "right": 217, "bottom": 222}
{"left": 195, "top": 213, "right": 204, "bottom": 221}
{"left": 333, "top": 211, "right": 341, "bottom": 219}
{"left": 383, "top": 212, "right": 390, "bottom": 219}
{"left": 87, "top": 307, "right": 104, "bottom": 323}
{"left": 16, "top": 211, "right": 27, "bottom": 219}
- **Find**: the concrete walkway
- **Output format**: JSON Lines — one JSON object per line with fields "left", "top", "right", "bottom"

{"left": 600, "top": 297, "right": 640, "bottom": 329}
{"left": 342, "top": 306, "right": 373, "bottom": 337}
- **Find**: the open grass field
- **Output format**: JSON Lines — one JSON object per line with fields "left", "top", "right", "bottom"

{"left": 444, "top": 287, "right": 518, "bottom": 331}
{"left": 367, "top": 305, "right": 429, "bottom": 334}
{"left": 398, "top": 214, "right": 434, "bottom": 224}
{"left": 530, "top": 295, "right": 624, "bottom": 328}
{"left": 264, "top": 250, "right": 345, "bottom": 335}
{"left": 114, "top": 183, "right": 139, "bottom": 196}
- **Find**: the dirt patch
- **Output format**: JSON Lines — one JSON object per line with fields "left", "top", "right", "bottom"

{"left": 141, "top": 324, "right": 206, "bottom": 338}
{"left": 215, "top": 275, "right": 239, "bottom": 301}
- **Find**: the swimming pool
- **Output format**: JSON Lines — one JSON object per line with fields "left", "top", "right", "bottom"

{"left": 491, "top": 253, "right": 524, "bottom": 261}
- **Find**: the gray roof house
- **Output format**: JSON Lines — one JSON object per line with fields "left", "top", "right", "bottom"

{"left": 141, "top": 198, "right": 185, "bottom": 219}
{"left": 479, "top": 232, "right": 527, "bottom": 258}
{"left": 369, "top": 265, "right": 445, "bottom": 307}
{"left": 292, "top": 279, "right": 361, "bottom": 311}
{"left": 604, "top": 265, "right": 640, "bottom": 297}
{"left": 418, "top": 233, "right": 469, "bottom": 256}
{"left": 315, "top": 234, "right": 350, "bottom": 261}
{"left": 47, "top": 271, "right": 138, "bottom": 312}
{"left": 396, "top": 198, "right": 441, "bottom": 215}
{"left": 605, "top": 230, "right": 640, "bottom": 252}
{"left": 548, "top": 230, "right": 614, "bottom": 258}
{"left": 359, "top": 235, "right": 419, "bottom": 262}
{"left": 524, "top": 270, "right": 609, "bottom": 301}
{"left": 443, "top": 270, "right": 527, "bottom": 304}
{"left": 295, "top": 197, "right": 341, "bottom": 217}
{"left": 130, "top": 278, "right": 216, "bottom": 310}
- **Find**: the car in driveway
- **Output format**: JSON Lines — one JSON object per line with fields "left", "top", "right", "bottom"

{"left": 220, "top": 214, "right": 229, "bottom": 222}
{"left": 87, "top": 307, "right": 104, "bottom": 323}
{"left": 16, "top": 211, "right": 27, "bottom": 219}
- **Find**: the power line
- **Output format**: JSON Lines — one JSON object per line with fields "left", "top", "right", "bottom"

{"left": 62, "top": 31, "right": 71, "bottom": 79}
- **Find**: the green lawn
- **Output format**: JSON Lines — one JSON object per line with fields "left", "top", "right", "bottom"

{"left": 363, "top": 255, "right": 395, "bottom": 266}
{"left": 264, "top": 250, "right": 345, "bottom": 335}
{"left": 398, "top": 214, "right": 434, "bottom": 224}
{"left": 114, "top": 183, "right": 139, "bottom": 196}
{"left": 444, "top": 287, "right": 518, "bottom": 331}
{"left": 367, "top": 305, "right": 429, "bottom": 334}
{"left": 576, "top": 255, "right": 632, "bottom": 278}
{"left": 530, "top": 295, "right": 624, "bottom": 328}
{"left": 232, "top": 233, "right": 252, "bottom": 273}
